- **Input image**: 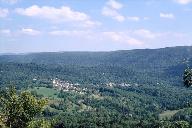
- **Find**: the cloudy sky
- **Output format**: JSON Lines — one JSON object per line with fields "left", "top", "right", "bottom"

{"left": 0, "top": 0, "right": 192, "bottom": 53}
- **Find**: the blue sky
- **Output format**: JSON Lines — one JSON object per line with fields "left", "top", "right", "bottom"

{"left": 0, "top": 0, "right": 192, "bottom": 53}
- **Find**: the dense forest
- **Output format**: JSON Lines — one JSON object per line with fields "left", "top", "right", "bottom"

{"left": 1, "top": 46, "right": 192, "bottom": 127}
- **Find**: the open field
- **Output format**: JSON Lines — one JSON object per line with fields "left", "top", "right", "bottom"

{"left": 29, "top": 87, "right": 59, "bottom": 98}
{"left": 159, "top": 109, "right": 182, "bottom": 120}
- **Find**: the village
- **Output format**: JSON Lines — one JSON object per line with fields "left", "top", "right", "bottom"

{"left": 52, "top": 78, "right": 87, "bottom": 94}
{"left": 53, "top": 78, "right": 138, "bottom": 93}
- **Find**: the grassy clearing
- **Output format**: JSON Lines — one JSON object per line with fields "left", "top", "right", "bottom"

{"left": 159, "top": 109, "right": 181, "bottom": 120}
{"left": 29, "top": 87, "right": 59, "bottom": 98}
{"left": 89, "top": 94, "right": 104, "bottom": 100}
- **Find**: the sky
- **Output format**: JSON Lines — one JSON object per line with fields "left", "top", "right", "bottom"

{"left": 0, "top": 0, "right": 192, "bottom": 53}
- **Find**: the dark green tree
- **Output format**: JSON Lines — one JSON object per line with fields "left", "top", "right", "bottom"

{"left": 183, "top": 68, "right": 192, "bottom": 87}
{"left": 0, "top": 87, "right": 47, "bottom": 128}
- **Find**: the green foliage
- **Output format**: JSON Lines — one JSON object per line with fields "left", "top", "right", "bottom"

{"left": 157, "top": 121, "right": 190, "bottom": 128}
{"left": 183, "top": 68, "right": 192, "bottom": 87}
{"left": 174, "top": 121, "right": 190, "bottom": 128}
{"left": 0, "top": 87, "right": 47, "bottom": 128}
{"left": 0, "top": 116, "right": 7, "bottom": 128}
{"left": 1, "top": 46, "right": 192, "bottom": 127}
{"left": 27, "top": 119, "right": 52, "bottom": 128}
{"left": 1, "top": 46, "right": 192, "bottom": 86}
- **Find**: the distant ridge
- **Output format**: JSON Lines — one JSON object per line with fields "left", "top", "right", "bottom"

{"left": 1, "top": 46, "right": 192, "bottom": 87}
{"left": 1, "top": 46, "right": 192, "bottom": 55}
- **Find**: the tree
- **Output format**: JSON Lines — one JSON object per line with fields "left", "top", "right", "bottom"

{"left": 174, "top": 121, "right": 190, "bottom": 128}
{"left": 0, "top": 87, "right": 47, "bottom": 128}
{"left": 27, "top": 119, "right": 52, "bottom": 128}
{"left": 183, "top": 68, "right": 192, "bottom": 87}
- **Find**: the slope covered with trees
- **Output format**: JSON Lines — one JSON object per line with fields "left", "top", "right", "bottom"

{"left": 1, "top": 46, "right": 192, "bottom": 127}
{"left": 1, "top": 46, "right": 192, "bottom": 86}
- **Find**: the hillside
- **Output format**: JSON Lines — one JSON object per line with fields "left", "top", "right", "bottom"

{"left": 1, "top": 46, "right": 192, "bottom": 86}
{"left": 1, "top": 46, "right": 192, "bottom": 127}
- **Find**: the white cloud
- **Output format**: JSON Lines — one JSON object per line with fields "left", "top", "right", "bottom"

{"left": 103, "top": 32, "right": 144, "bottom": 46}
{"left": 0, "top": 0, "right": 18, "bottom": 4}
{"left": 49, "top": 30, "right": 89, "bottom": 36}
{"left": 102, "top": 0, "right": 145, "bottom": 23}
{"left": 16, "top": 5, "right": 88, "bottom": 21}
{"left": 102, "top": 7, "right": 125, "bottom": 22}
{"left": 0, "top": 29, "right": 11, "bottom": 35}
{"left": 2, "top": 27, "right": 185, "bottom": 49}
{"left": 0, "top": 8, "right": 9, "bottom": 18}
{"left": 127, "top": 16, "right": 140, "bottom": 21}
{"left": 127, "top": 16, "right": 150, "bottom": 22}
{"left": 106, "top": 0, "right": 123, "bottom": 10}
{"left": 102, "top": 0, "right": 125, "bottom": 22}
{"left": 101, "top": 29, "right": 187, "bottom": 47}
{"left": 15, "top": 5, "right": 99, "bottom": 28}
{"left": 49, "top": 29, "right": 182, "bottom": 47}
{"left": 160, "top": 13, "right": 175, "bottom": 19}
{"left": 49, "top": 29, "right": 144, "bottom": 46}
{"left": 0, "top": 28, "right": 42, "bottom": 37}
{"left": 49, "top": 30, "right": 96, "bottom": 40}
{"left": 133, "top": 29, "right": 156, "bottom": 39}
{"left": 20, "top": 28, "right": 41, "bottom": 36}
{"left": 143, "top": 17, "right": 149, "bottom": 20}
{"left": 174, "top": 0, "right": 192, "bottom": 4}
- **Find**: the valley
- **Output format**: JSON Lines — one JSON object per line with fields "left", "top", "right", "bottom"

{"left": 1, "top": 46, "right": 192, "bottom": 127}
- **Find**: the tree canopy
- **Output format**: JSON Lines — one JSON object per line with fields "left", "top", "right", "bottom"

{"left": 183, "top": 68, "right": 192, "bottom": 87}
{"left": 0, "top": 87, "right": 47, "bottom": 128}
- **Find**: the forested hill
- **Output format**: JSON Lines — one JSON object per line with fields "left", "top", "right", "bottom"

{"left": 2, "top": 46, "right": 192, "bottom": 127}
{"left": 1, "top": 46, "right": 192, "bottom": 66}
{"left": 1, "top": 46, "right": 192, "bottom": 86}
